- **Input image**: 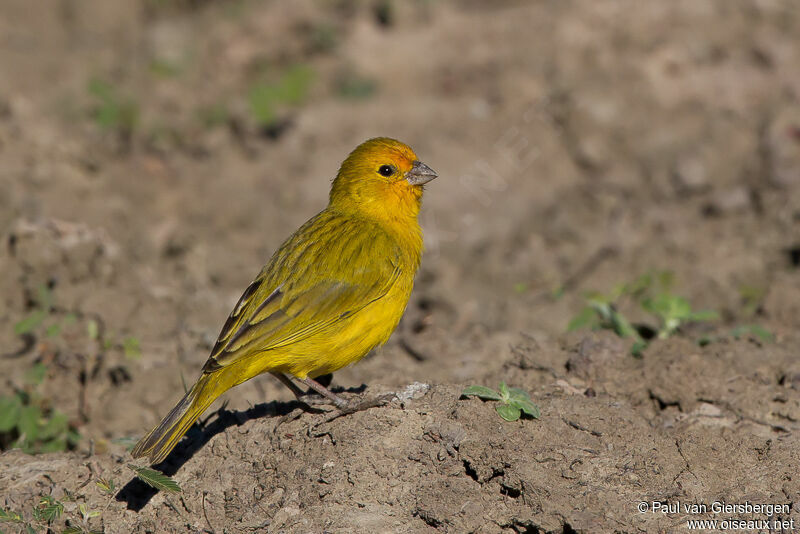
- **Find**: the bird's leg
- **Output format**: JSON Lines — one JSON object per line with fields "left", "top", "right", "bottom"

{"left": 270, "top": 372, "right": 346, "bottom": 408}
{"left": 270, "top": 372, "right": 307, "bottom": 398}
{"left": 301, "top": 377, "right": 396, "bottom": 417}
{"left": 299, "top": 377, "right": 349, "bottom": 408}
{"left": 271, "top": 372, "right": 393, "bottom": 414}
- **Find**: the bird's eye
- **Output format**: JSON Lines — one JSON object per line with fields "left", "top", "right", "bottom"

{"left": 378, "top": 164, "right": 395, "bottom": 177}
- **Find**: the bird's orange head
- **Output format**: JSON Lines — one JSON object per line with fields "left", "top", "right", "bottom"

{"left": 329, "top": 137, "right": 437, "bottom": 222}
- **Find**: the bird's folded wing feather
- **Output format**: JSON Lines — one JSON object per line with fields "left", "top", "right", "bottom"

{"left": 202, "top": 257, "right": 402, "bottom": 372}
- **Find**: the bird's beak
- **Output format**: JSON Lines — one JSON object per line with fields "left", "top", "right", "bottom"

{"left": 406, "top": 160, "right": 438, "bottom": 186}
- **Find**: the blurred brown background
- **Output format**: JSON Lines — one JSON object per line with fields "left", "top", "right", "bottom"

{"left": 1, "top": 1, "right": 799, "bottom": 531}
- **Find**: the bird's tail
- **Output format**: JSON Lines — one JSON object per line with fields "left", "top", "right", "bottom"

{"left": 131, "top": 373, "right": 219, "bottom": 465}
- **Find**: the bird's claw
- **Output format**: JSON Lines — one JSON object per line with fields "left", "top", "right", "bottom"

{"left": 298, "top": 393, "right": 339, "bottom": 408}
{"left": 337, "top": 392, "right": 395, "bottom": 415}
{"left": 307, "top": 392, "right": 396, "bottom": 427}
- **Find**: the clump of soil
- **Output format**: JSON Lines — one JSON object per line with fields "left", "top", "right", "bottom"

{"left": 3, "top": 334, "right": 799, "bottom": 532}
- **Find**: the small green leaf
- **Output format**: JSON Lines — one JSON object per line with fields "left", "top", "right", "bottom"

{"left": 123, "top": 337, "right": 141, "bottom": 360}
{"left": 631, "top": 340, "right": 647, "bottom": 358}
{"left": 37, "top": 285, "right": 53, "bottom": 309}
{"left": 45, "top": 323, "right": 62, "bottom": 338}
{"left": 96, "top": 478, "right": 116, "bottom": 495}
{"left": 33, "top": 496, "right": 63, "bottom": 522}
{"left": 25, "top": 525, "right": 36, "bottom": 534}
{"left": 498, "top": 382, "right": 510, "bottom": 401}
{"left": 508, "top": 388, "right": 531, "bottom": 400}
{"left": 278, "top": 64, "right": 314, "bottom": 105}
{"left": 506, "top": 387, "right": 532, "bottom": 403}
{"left": 67, "top": 429, "right": 82, "bottom": 446}
{"left": 18, "top": 404, "right": 43, "bottom": 443}
{"left": 24, "top": 363, "right": 48, "bottom": 385}
{"left": 38, "top": 411, "right": 68, "bottom": 440}
{"left": 461, "top": 386, "right": 502, "bottom": 401}
{"left": 248, "top": 84, "right": 277, "bottom": 126}
{"left": 0, "top": 396, "right": 22, "bottom": 432}
{"left": 495, "top": 403, "right": 521, "bottom": 422}
{"left": 607, "top": 307, "right": 640, "bottom": 340}
{"left": 63, "top": 527, "right": 83, "bottom": 534}
{"left": 566, "top": 307, "right": 596, "bottom": 332}
{"left": 87, "top": 319, "right": 99, "bottom": 340}
{"left": 0, "top": 507, "right": 22, "bottom": 522}
{"left": 128, "top": 465, "right": 182, "bottom": 493}
{"left": 78, "top": 502, "right": 101, "bottom": 520}
{"left": 510, "top": 398, "right": 541, "bottom": 419}
{"left": 731, "top": 325, "right": 774, "bottom": 343}
{"left": 641, "top": 295, "right": 670, "bottom": 317}
{"left": 39, "top": 437, "right": 67, "bottom": 453}
{"left": 687, "top": 309, "right": 719, "bottom": 322}
{"left": 670, "top": 297, "right": 692, "bottom": 319}
{"left": 14, "top": 310, "right": 47, "bottom": 335}
{"left": 335, "top": 72, "right": 377, "bottom": 100}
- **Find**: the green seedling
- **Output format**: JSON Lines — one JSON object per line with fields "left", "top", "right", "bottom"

{"left": 14, "top": 286, "right": 135, "bottom": 361}
{"left": 641, "top": 294, "right": 718, "bottom": 339}
{"left": 128, "top": 464, "right": 182, "bottom": 494}
{"left": 461, "top": 382, "right": 540, "bottom": 422}
{"left": 14, "top": 285, "right": 54, "bottom": 336}
{"left": 513, "top": 282, "right": 528, "bottom": 294}
{"left": 0, "top": 507, "right": 23, "bottom": 523}
{"left": 730, "top": 324, "right": 774, "bottom": 343}
{"left": 122, "top": 336, "right": 142, "bottom": 360}
{"left": 335, "top": 70, "right": 378, "bottom": 100}
{"left": 0, "top": 473, "right": 115, "bottom": 533}
{"left": 737, "top": 284, "right": 768, "bottom": 317}
{"left": 95, "top": 477, "right": 117, "bottom": 496}
{"left": 6, "top": 299, "right": 82, "bottom": 455}
{"left": 698, "top": 324, "right": 775, "bottom": 347}
{"left": 78, "top": 503, "right": 101, "bottom": 522}
{"left": 87, "top": 78, "right": 139, "bottom": 135}
{"left": 32, "top": 496, "right": 63, "bottom": 523}
{"left": 568, "top": 294, "right": 648, "bottom": 356}
{"left": 567, "top": 271, "right": 717, "bottom": 356}
{"left": 0, "top": 386, "right": 81, "bottom": 454}
{"left": 248, "top": 64, "right": 314, "bottom": 128}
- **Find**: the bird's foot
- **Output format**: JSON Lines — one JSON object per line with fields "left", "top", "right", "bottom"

{"left": 338, "top": 392, "right": 395, "bottom": 414}
{"left": 296, "top": 393, "right": 339, "bottom": 410}
{"left": 305, "top": 392, "right": 396, "bottom": 431}
{"left": 314, "top": 393, "right": 396, "bottom": 424}
{"left": 299, "top": 391, "right": 392, "bottom": 412}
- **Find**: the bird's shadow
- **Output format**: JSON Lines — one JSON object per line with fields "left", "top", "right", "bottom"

{"left": 115, "top": 381, "right": 365, "bottom": 511}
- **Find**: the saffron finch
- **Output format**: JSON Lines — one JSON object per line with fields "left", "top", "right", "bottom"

{"left": 132, "top": 137, "right": 436, "bottom": 464}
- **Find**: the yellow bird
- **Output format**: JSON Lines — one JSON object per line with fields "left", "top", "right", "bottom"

{"left": 132, "top": 137, "right": 436, "bottom": 464}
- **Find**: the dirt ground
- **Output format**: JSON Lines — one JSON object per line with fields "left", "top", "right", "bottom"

{"left": 1, "top": 0, "right": 800, "bottom": 532}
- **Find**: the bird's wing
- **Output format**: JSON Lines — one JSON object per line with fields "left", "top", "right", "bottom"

{"left": 202, "top": 256, "right": 402, "bottom": 372}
